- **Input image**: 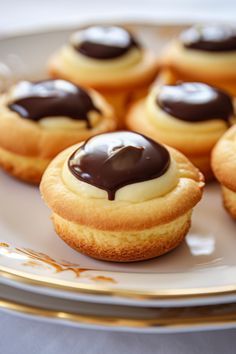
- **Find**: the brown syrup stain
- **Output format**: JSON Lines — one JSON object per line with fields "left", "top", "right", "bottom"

{"left": 0, "top": 243, "right": 118, "bottom": 283}
{"left": 92, "top": 276, "right": 117, "bottom": 283}
{"left": 15, "top": 248, "right": 87, "bottom": 277}
{"left": 0, "top": 243, "right": 9, "bottom": 248}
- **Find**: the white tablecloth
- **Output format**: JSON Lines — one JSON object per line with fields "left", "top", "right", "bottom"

{"left": 1, "top": 0, "right": 236, "bottom": 353}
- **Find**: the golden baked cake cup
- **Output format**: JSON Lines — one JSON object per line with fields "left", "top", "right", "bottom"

{"left": 0, "top": 79, "right": 116, "bottom": 184}
{"left": 161, "top": 25, "right": 236, "bottom": 96}
{"left": 48, "top": 25, "right": 159, "bottom": 127}
{"left": 212, "top": 125, "right": 236, "bottom": 219}
{"left": 40, "top": 131, "right": 204, "bottom": 262}
{"left": 126, "top": 80, "right": 235, "bottom": 180}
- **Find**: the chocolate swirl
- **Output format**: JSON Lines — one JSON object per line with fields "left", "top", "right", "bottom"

{"left": 156, "top": 83, "right": 233, "bottom": 123}
{"left": 71, "top": 25, "right": 139, "bottom": 60}
{"left": 8, "top": 80, "right": 101, "bottom": 128}
{"left": 68, "top": 131, "right": 170, "bottom": 200}
{"left": 181, "top": 25, "right": 236, "bottom": 52}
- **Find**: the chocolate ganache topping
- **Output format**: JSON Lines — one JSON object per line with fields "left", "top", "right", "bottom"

{"left": 181, "top": 25, "right": 236, "bottom": 52}
{"left": 71, "top": 25, "right": 139, "bottom": 60}
{"left": 8, "top": 80, "right": 101, "bottom": 128}
{"left": 156, "top": 83, "right": 233, "bottom": 123}
{"left": 68, "top": 131, "right": 170, "bottom": 200}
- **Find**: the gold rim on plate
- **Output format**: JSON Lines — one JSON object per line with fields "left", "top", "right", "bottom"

{"left": 1, "top": 295, "right": 236, "bottom": 330}
{"left": 1, "top": 264, "right": 236, "bottom": 301}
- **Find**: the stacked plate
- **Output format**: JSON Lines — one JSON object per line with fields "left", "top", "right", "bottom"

{"left": 1, "top": 22, "right": 236, "bottom": 333}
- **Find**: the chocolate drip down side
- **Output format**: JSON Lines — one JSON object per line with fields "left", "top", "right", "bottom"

{"left": 156, "top": 83, "right": 233, "bottom": 123}
{"left": 72, "top": 26, "right": 140, "bottom": 60}
{"left": 68, "top": 131, "right": 170, "bottom": 200}
{"left": 181, "top": 25, "right": 236, "bottom": 52}
{"left": 8, "top": 80, "right": 101, "bottom": 128}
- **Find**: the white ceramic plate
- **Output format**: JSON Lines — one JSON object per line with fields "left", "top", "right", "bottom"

{"left": 1, "top": 23, "right": 236, "bottom": 308}
{"left": 2, "top": 282, "right": 236, "bottom": 333}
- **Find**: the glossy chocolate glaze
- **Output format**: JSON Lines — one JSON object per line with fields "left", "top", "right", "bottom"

{"left": 8, "top": 80, "right": 101, "bottom": 128}
{"left": 156, "top": 83, "right": 233, "bottom": 123}
{"left": 181, "top": 25, "right": 236, "bottom": 52}
{"left": 68, "top": 131, "right": 170, "bottom": 200}
{"left": 72, "top": 25, "right": 139, "bottom": 59}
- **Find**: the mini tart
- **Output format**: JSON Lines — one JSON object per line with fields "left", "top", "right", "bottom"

{"left": 0, "top": 79, "right": 116, "bottom": 184}
{"left": 161, "top": 25, "right": 236, "bottom": 96}
{"left": 212, "top": 125, "right": 236, "bottom": 219}
{"left": 126, "top": 81, "right": 235, "bottom": 180}
{"left": 48, "top": 25, "right": 159, "bottom": 127}
{"left": 40, "top": 131, "right": 204, "bottom": 262}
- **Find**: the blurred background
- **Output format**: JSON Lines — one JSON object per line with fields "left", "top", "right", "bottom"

{"left": 1, "top": 0, "right": 236, "bottom": 36}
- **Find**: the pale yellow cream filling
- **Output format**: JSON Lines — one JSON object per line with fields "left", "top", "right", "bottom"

{"left": 168, "top": 41, "right": 236, "bottom": 74}
{"left": 146, "top": 87, "right": 231, "bottom": 139}
{"left": 56, "top": 45, "right": 143, "bottom": 83}
{"left": 62, "top": 155, "right": 179, "bottom": 203}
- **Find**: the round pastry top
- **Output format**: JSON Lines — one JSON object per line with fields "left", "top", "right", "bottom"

{"left": 180, "top": 25, "right": 236, "bottom": 52}
{"left": 156, "top": 82, "right": 233, "bottom": 123}
{"left": 68, "top": 131, "right": 170, "bottom": 200}
{"left": 8, "top": 80, "right": 101, "bottom": 128}
{"left": 71, "top": 25, "right": 140, "bottom": 60}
